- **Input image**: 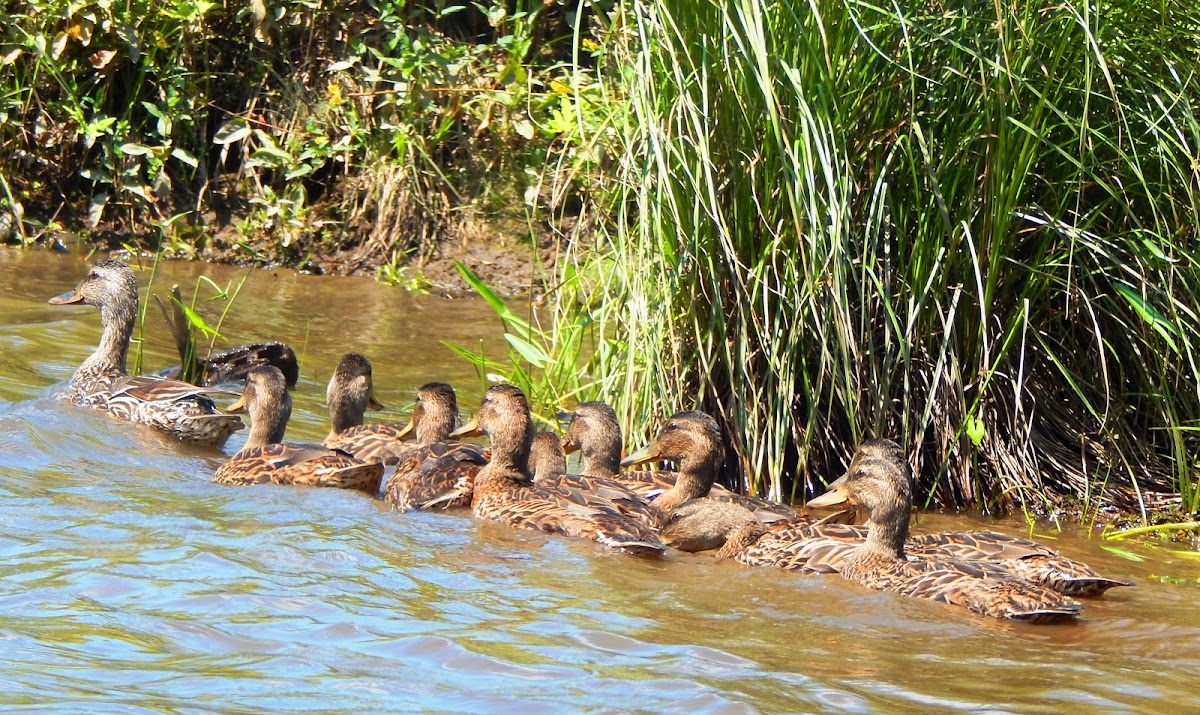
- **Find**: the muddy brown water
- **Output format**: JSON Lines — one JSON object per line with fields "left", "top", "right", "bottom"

{"left": 1, "top": 248, "right": 1198, "bottom": 713}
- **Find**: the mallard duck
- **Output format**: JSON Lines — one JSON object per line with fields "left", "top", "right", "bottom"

{"left": 445, "top": 384, "right": 665, "bottom": 557}
{"left": 162, "top": 341, "right": 300, "bottom": 387}
{"left": 561, "top": 401, "right": 624, "bottom": 478}
{"left": 619, "top": 411, "right": 802, "bottom": 521}
{"left": 213, "top": 366, "right": 383, "bottom": 493}
{"left": 48, "top": 259, "right": 243, "bottom": 446}
{"left": 807, "top": 440, "right": 1083, "bottom": 622}
{"left": 563, "top": 403, "right": 785, "bottom": 514}
{"left": 827, "top": 439, "right": 1132, "bottom": 597}
{"left": 322, "top": 353, "right": 413, "bottom": 464}
{"left": 381, "top": 382, "right": 488, "bottom": 511}
{"left": 530, "top": 431, "right": 567, "bottom": 481}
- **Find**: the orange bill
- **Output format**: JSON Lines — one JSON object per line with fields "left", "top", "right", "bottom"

{"left": 807, "top": 474, "right": 851, "bottom": 508}
{"left": 560, "top": 434, "right": 579, "bottom": 454}
{"left": 448, "top": 417, "right": 480, "bottom": 438}
{"left": 619, "top": 442, "right": 663, "bottom": 468}
{"left": 48, "top": 288, "right": 85, "bottom": 305}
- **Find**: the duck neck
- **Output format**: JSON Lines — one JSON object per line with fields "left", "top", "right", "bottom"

{"left": 854, "top": 498, "right": 909, "bottom": 565}
{"left": 245, "top": 392, "right": 291, "bottom": 450}
{"left": 327, "top": 394, "right": 364, "bottom": 438}
{"left": 79, "top": 295, "right": 136, "bottom": 378}
{"left": 418, "top": 402, "right": 457, "bottom": 445}
{"left": 486, "top": 414, "right": 533, "bottom": 479}
{"left": 653, "top": 450, "right": 718, "bottom": 513}
{"left": 580, "top": 431, "right": 622, "bottom": 478}
{"left": 715, "top": 522, "right": 766, "bottom": 559}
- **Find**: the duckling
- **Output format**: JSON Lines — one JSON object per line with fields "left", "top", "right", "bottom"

{"left": 381, "top": 382, "right": 487, "bottom": 511}
{"left": 322, "top": 353, "right": 412, "bottom": 464}
{"left": 213, "top": 366, "right": 383, "bottom": 493}
{"left": 48, "top": 259, "right": 243, "bottom": 446}
{"left": 447, "top": 384, "right": 665, "bottom": 557}
{"left": 808, "top": 441, "right": 1083, "bottom": 623}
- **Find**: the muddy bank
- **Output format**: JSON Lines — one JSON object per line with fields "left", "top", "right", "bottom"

{"left": 2, "top": 200, "right": 567, "bottom": 298}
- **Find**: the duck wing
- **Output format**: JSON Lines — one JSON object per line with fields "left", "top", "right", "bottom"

{"left": 906, "top": 531, "right": 1132, "bottom": 596}
{"left": 880, "top": 560, "right": 1084, "bottom": 623}
{"left": 384, "top": 441, "right": 487, "bottom": 510}
{"left": 324, "top": 424, "right": 416, "bottom": 465}
{"left": 214, "top": 443, "right": 383, "bottom": 493}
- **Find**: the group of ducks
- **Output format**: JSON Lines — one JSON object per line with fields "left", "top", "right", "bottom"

{"left": 46, "top": 259, "right": 1132, "bottom": 624}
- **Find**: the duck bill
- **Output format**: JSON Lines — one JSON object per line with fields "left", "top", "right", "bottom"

{"left": 448, "top": 417, "right": 480, "bottom": 438}
{"left": 619, "top": 442, "right": 663, "bottom": 468}
{"left": 48, "top": 288, "right": 85, "bottom": 305}
{"left": 807, "top": 475, "right": 851, "bottom": 508}
{"left": 225, "top": 395, "right": 248, "bottom": 414}
{"left": 395, "top": 419, "right": 415, "bottom": 440}
{"left": 368, "top": 395, "right": 385, "bottom": 411}
{"left": 560, "top": 434, "right": 579, "bottom": 454}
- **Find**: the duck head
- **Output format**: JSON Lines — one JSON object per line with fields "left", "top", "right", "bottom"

{"left": 402, "top": 382, "right": 460, "bottom": 445}
{"left": 450, "top": 384, "right": 532, "bottom": 473}
{"left": 530, "top": 430, "right": 567, "bottom": 482}
{"left": 561, "top": 400, "right": 622, "bottom": 478}
{"left": 621, "top": 411, "right": 724, "bottom": 512}
{"left": 809, "top": 438, "right": 912, "bottom": 557}
{"left": 659, "top": 499, "right": 757, "bottom": 552}
{"left": 227, "top": 365, "right": 292, "bottom": 449}
{"left": 49, "top": 259, "right": 139, "bottom": 374}
{"left": 325, "top": 353, "right": 384, "bottom": 438}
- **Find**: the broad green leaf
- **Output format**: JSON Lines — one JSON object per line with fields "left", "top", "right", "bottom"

{"left": 170, "top": 295, "right": 223, "bottom": 339}
{"left": 171, "top": 148, "right": 198, "bottom": 168}
{"left": 505, "top": 333, "right": 550, "bottom": 368}
{"left": 212, "top": 119, "right": 251, "bottom": 145}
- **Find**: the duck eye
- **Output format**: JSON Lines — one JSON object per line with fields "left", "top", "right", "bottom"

{"left": 665, "top": 423, "right": 678, "bottom": 432}
{"left": 855, "top": 467, "right": 867, "bottom": 477}
{"left": 88, "top": 271, "right": 99, "bottom": 279}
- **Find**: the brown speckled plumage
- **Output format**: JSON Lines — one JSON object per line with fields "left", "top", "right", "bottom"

{"left": 213, "top": 366, "right": 382, "bottom": 493}
{"left": 381, "top": 382, "right": 487, "bottom": 511}
{"left": 453, "top": 385, "right": 665, "bottom": 557}
{"left": 49, "top": 259, "right": 243, "bottom": 446}
{"left": 808, "top": 439, "right": 1084, "bottom": 623}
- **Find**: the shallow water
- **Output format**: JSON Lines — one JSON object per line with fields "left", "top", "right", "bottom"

{"left": 2, "top": 248, "right": 1199, "bottom": 713}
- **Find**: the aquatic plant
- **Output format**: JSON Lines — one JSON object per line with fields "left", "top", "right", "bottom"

{"left": 556, "top": 0, "right": 1200, "bottom": 520}
{"left": 0, "top": 0, "right": 610, "bottom": 264}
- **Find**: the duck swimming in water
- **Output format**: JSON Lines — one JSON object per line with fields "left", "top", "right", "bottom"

{"left": 447, "top": 384, "right": 665, "bottom": 557}
{"left": 806, "top": 439, "right": 1084, "bottom": 623}
{"left": 213, "top": 366, "right": 383, "bottom": 493}
{"left": 48, "top": 259, "right": 243, "bottom": 446}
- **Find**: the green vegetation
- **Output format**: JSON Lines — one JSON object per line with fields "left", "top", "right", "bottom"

{"left": 0, "top": 0, "right": 610, "bottom": 266}
{"left": 546, "top": 0, "right": 1200, "bottom": 521}
{"left": 7, "top": 0, "right": 1200, "bottom": 522}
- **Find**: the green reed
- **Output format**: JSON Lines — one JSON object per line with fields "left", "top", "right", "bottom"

{"left": 550, "top": 0, "right": 1200, "bottom": 520}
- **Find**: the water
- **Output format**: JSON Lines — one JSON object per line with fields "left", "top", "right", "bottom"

{"left": 2, "top": 248, "right": 1199, "bottom": 713}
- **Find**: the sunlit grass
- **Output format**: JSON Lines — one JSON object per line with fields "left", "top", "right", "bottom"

{"left": 552, "top": 0, "right": 1200, "bottom": 521}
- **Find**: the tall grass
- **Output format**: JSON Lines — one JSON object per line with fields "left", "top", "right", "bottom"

{"left": 556, "top": 0, "right": 1200, "bottom": 519}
